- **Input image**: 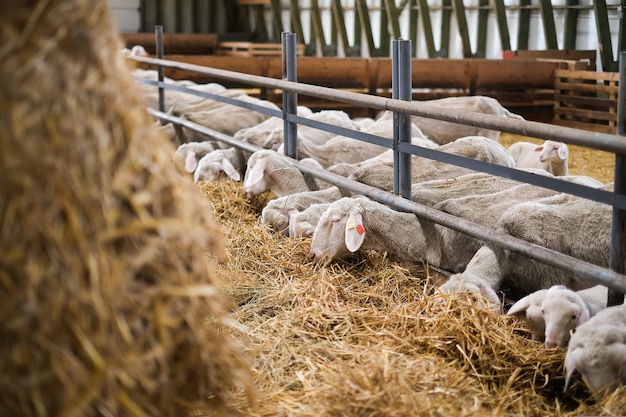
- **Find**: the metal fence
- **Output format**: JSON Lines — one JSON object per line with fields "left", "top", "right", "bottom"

{"left": 133, "top": 29, "right": 626, "bottom": 306}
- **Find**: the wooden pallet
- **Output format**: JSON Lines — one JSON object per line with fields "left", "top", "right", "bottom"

{"left": 553, "top": 69, "right": 619, "bottom": 133}
{"left": 217, "top": 42, "right": 304, "bottom": 57}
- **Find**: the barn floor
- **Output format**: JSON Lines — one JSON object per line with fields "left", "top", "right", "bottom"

{"left": 195, "top": 134, "right": 623, "bottom": 416}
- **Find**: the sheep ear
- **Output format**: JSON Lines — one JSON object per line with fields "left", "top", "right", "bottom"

{"left": 345, "top": 212, "right": 365, "bottom": 252}
{"left": 564, "top": 350, "right": 581, "bottom": 392}
{"left": 244, "top": 157, "right": 266, "bottom": 188}
{"left": 558, "top": 144, "right": 569, "bottom": 160}
{"left": 185, "top": 151, "right": 198, "bottom": 173}
{"left": 478, "top": 283, "right": 502, "bottom": 314}
{"left": 534, "top": 145, "right": 544, "bottom": 152}
{"left": 222, "top": 158, "right": 240, "bottom": 181}
{"left": 507, "top": 295, "right": 531, "bottom": 316}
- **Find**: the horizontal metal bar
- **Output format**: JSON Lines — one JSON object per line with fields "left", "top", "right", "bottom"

{"left": 285, "top": 113, "right": 394, "bottom": 148}
{"left": 149, "top": 108, "right": 264, "bottom": 154}
{"left": 140, "top": 78, "right": 284, "bottom": 120}
{"left": 141, "top": 74, "right": 625, "bottom": 210}
{"left": 132, "top": 56, "right": 626, "bottom": 155}
{"left": 147, "top": 109, "right": 626, "bottom": 294}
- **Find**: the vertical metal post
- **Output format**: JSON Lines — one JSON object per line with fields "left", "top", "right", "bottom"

{"left": 392, "top": 39, "right": 412, "bottom": 199}
{"left": 282, "top": 32, "right": 298, "bottom": 160}
{"left": 608, "top": 51, "right": 626, "bottom": 306}
{"left": 155, "top": 25, "right": 165, "bottom": 114}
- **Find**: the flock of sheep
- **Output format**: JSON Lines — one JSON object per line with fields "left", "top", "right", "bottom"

{"left": 134, "top": 68, "right": 625, "bottom": 400}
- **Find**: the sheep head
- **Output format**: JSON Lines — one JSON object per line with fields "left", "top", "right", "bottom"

{"left": 309, "top": 197, "right": 366, "bottom": 264}
{"left": 541, "top": 285, "right": 591, "bottom": 349}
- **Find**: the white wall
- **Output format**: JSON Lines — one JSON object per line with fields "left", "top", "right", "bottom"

{"left": 109, "top": 0, "right": 141, "bottom": 32}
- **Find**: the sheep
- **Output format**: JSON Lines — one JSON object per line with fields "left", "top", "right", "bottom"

{"left": 263, "top": 110, "right": 358, "bottom": 151}
{"left": 121, "top": 45, "right": 148, "bottom": 57}
{"left": 261, "top": 186, "right": 348, "bottom": 235}
{"left": 193, "top": 147, "right": 249, "bottom": 183}
{"left": 279, "top": 118, "right": 432, "bottom": 168}
{"left": 431, "top": 183, "right": 562, "bottom": 272}
{"left": 308, "top": 173, "right": 524, "bottom": 265}
{"left": 288, "top": 202, "right": 332, "bottom": 238}
{"left": 173, "top": 141, "right": 224, "bottom": 173}
{"left": 234, "top": 106, "right": 314, "bottom": 148}
{"left": 180, "top": 94, "right": 280, "bottom": 138}
{"left": 439, "top": 188, "right": 613, "bottom": 310}
{"left": 309, "top": 175, "right": 600, "bottom": 276}
{"left": 377, "top": 96, "right": 524, "bottom": 144}
{"left": 348, "top": 135, "right": 515, "bottom": 192}
{"left": 242, "top": 150, "right": 332, "bottom": 199}
{"left": 564, "top": 302, "right": 626, "bottom": 398}
{"left": 325, "top": 133, "right": 440, "bottom": 178}
{"left": 507, "top": 140, "right": 569, "bottom": 176}
{"left": 192, "top": 108, "right": 353, "bottom": 186}
{"left": 410, "top": 172, "right": 532, "bottom": 208}
{"left": 309, "top": 196, "right": 424, "bottom": 265}
{"left": 131, "top": 69, "right": 237, "bottom": 114}
{"left": 507, "top": 285, "right": 608, "bottom": 347}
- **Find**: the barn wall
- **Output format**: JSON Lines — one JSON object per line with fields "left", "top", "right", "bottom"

{"left": 109, "top": 0, "right": 141, "bottom": 32}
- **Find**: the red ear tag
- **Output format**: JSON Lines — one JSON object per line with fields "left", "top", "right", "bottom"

{"left": 356, "top": 224, "right": 365, "bottom": 235}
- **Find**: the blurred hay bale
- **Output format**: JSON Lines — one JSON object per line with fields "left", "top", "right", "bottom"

{"left": 0, "top": 1, "right": 253, "bottom": 416}
{"left": 199, "top": 179, "right": 626, "bottom": 417}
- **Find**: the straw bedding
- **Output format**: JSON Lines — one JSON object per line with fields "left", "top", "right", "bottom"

{"left": 0, "top": 1, "right": 253, "bottom": 416}
{"left": 198, "top": 154, "right": 624, "bottom": 416}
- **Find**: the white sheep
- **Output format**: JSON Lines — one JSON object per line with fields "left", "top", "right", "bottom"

{"left": 180, "top": 94, "right": 280, "bottom": 137}
{"left": 348, "top": 135, "right": 515, "bottom": 192}
{"left": 121, "top": 45, "right": 148, "bottom": 57}
{"left": 243, "top": 150, "right": 331, "bottom": 199}
{"left": 263, "top": 110, "right": 358, "bottom": 151}
{"left": 279, "top": 118, "right": 432, "bottom": 168}
{"left": 325, "top": 134, "right": 439, "bottom": 178}
{"left": 507, "top": 285, "right": 608, "bottom": 347}
{"left": 309, "top": 196, "right": 422, "bottom": 265}
{"left": 439, "top": 188, "right": 613, "bottom": 310}
{"left": 169, "top": 88, "right": 244, "bottom": 116}
{"left": 288, "top": 202, "right": 332, "bottom": 238}
{"left": 173, "top": 140, "right": 222, "bottom": 173}
{"left": 564, "top": 302, "right": 626, "bottom": 398}
{"left": 193, "top": 147, "right": 248, "bottom": 183}
{"left": 410, "top": 172, "right": 530, "bottom": 208}
{"left": 508, "top": 140, "right": 569, "bottom": 176}
{"left": 377, "top": 96, "right": 524, "bottom": 144}
{"left": 308, "top": 178, "right": 556, "bottom": 271}
{"left": 191, "top": 116, "right": 307, "bottom": 184}
{"left": 233, "top": 106, "right": 313, "bottom": 148}
{"left": 261, "top": 186, "right": 347, "bottom": 235}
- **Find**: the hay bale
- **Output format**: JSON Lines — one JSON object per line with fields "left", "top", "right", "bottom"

{"left": 0, "top": 1, "right": 253, "bottom": 416}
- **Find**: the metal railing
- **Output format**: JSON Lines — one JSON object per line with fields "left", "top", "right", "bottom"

{"left": 132, "top": 29, "right": 626, "bottom": 305}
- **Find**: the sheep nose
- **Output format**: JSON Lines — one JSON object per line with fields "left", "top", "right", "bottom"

{"left": 544, "top": 339, "right": 559, "bottom": 349}
{"left": 308, "top": 251, "right": 317, "bottom": 262}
